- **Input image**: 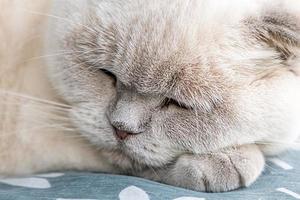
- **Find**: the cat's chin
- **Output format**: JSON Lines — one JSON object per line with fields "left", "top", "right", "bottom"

{"left": 87, "top": 134, "right": 177, "bottom": 169}
{"left": 115, "top": 140, "right": 179, "bottom": 169}
{"left": 113, "top": 149, "right": 177, "bottom": 170}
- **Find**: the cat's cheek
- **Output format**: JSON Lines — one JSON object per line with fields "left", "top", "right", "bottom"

{"left": 160, "top": 112, "right": 196, "bottom": 148}
{"left": 121, "top": 128, "right": 180, "bottom": 167}
{"left": 69, "top": 103, "right": 119, "bottom": 148}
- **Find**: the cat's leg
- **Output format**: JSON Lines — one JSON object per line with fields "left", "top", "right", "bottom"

{"left": 163, "top": 144, "right": 264, "bottom": 192}
{"left": 139, "top": 144, "right": 264, "bottom": 192}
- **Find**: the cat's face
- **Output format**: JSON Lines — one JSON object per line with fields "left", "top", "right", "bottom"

{"left": 46, "top": 0, "right": 300, "bottom": 169}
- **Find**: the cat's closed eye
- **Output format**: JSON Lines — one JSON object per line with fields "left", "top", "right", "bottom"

{"left": 162, "top": 98, "right": 190, "bottom": 110}
{"left": 100, "top": 69, "right": 117, "bottom": 84}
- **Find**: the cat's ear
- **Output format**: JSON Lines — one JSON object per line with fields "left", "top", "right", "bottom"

{"left": 246, "top": 9, "right": 300, "bottom": 62}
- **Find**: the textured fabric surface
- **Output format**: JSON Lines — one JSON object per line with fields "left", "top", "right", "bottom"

{"left": 0, "top": 151, "right": 299, "bottom": 200}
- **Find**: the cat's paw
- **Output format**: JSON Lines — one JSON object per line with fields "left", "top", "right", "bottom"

{"left": 164, "top": 145, "right": 265, "bottom": 192}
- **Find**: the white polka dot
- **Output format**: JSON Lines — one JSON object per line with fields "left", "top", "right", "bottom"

{"left": 173, "top": 197, "right": 205, "bottom": 200}
{"left": 276, "top": 188, "right": 300, "bottom": 199}
{"left": 269, "top": 158, "right": 294, "bottom": 170}
{"left": 119, "top": 186, "right": 149, "bottom": 200}
{"left": 36, "top": 173, "right": 65, "bottom": 178}
{"left": 56, "top": 199, "right": 98, "bottom": 200}
{"left": 0, "top": 177, "right": 51, "bottom": 189}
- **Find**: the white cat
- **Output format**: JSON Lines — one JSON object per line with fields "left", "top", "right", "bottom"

{"left": 1, "top": 0, "right": 300, "bottom": 192}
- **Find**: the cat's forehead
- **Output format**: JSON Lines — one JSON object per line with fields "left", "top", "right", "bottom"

{"left": 104, "top": 20, "right": 221, "bottom": 97}
{"left": 102, "top": 24, "right": 229, "bottom": 107}
{"left": 113, "top": 52, "right": 198, "bottom": 93}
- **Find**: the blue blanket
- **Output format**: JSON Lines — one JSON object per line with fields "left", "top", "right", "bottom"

{"left": 0, "top": 151, "right": 299, "bottom": 200}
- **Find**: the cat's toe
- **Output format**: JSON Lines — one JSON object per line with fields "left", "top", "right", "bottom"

{"left": 169, "top": 157, "right": 207, "bottom": 191}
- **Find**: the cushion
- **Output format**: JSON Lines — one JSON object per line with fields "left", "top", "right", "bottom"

{"left": 0, "top": 150, "right": 299, "bottom": 200}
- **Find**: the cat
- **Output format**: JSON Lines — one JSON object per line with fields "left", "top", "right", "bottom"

{"left": 1, "top": 0, "right": 300, "bottom": 192}
{"left": 43, "top": 0, "right": 300, "bottom": 192}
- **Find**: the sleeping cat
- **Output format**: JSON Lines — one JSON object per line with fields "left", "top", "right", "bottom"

{"left": 43, "top": 0, "right": 300, "bottom": 192}
{"left": 0, "top": 0, "right": 299, "bottom": 192}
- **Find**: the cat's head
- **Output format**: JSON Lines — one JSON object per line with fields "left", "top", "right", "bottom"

{"left": 46, "top": 0, "right": 300, "bottom": 169}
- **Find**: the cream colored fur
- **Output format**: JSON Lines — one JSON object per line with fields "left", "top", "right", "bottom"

{"left": 0, "top": 0, "right": 112, "bottom": 176}
{"left": 0, "top": 0, "right": 299, "bottom": 193}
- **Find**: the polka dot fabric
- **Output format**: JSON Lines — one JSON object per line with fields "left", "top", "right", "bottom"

{"left": 0, "top": 151, "right": 299, "bottom": 200}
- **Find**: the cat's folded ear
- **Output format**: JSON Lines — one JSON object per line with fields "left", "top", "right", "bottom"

{"left": 246, "top": 7, "right": 300, "bottom": 63}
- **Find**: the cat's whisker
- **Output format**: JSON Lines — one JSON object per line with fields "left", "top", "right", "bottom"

{"left": 0, "top": 124, "right": 78, "bottom": 139}
{"left": 18, "top": 8, "right": 97, "bottom": 35}
{"left": 1, "top": 101, "right": 71, "bottom": 113}
{"left": 71, "top": 65, "right": 98, "bottom": 80}
{"left": 51, "top": 47, "right": 107, "bottom": 79}
{"left": 0, "top": 90, "right": 71, "bottom": 108}
{"left": 52, "top": 62, "right": 85, "bottom": 78}
{"left": 19, "top": 125, "right": 76, "bottom": 134}
{"left": 56, "top": 62, "right": 97, "bottom": 80}
{"left": 0, "top": 101, "right": 72, "bottom": 123}
{"left": 16, "top": 103, "right": 71, "bottom": 114}
{"left": 0, "top": 104, "right": 71, "bottom": 123}
{"left": 24, "top": 49, "right": 97, "bottom": 63}
{"left": 17, "top": 114, "right": 72, "bottom": 125}
{"left": 24, "top": 51, "right": 78, "bottom": 62}
{"left": 13, "top": 112, "right": 72, "bottom": 125}
{"left": 16, "top": 115, "right": 70, "bottom": 126}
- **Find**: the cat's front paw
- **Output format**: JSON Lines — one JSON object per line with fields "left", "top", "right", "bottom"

{"left": 164, "top": 145, "right": 265, "bottom": 192}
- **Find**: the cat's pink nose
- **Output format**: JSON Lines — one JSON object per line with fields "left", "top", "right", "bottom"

{"left": 115, "top": 129, "right": 130, "bottom": 140}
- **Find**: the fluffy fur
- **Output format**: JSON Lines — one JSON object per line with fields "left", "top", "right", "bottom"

{"left": 1, "top": 0, "right": 300, "bottom": 192}
{"left": 0, "top": 0, "right": 114, "bottom": 175}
